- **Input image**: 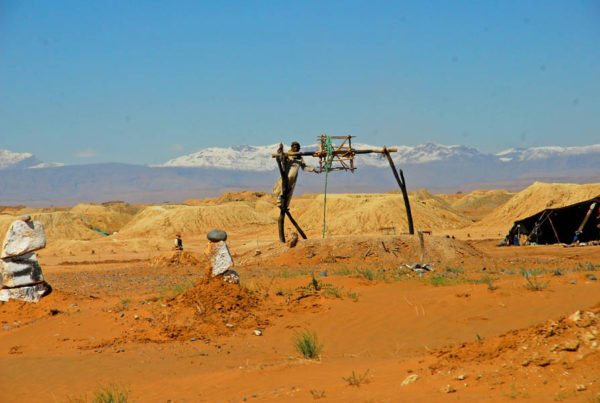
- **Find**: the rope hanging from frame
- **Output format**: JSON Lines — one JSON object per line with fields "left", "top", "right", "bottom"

{"left": 322, "top": 135, "right": 333, "bottom": 238}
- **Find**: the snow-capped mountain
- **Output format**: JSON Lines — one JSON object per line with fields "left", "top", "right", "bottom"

{"left": 0, "top": 143, "right": 598, "bottom": 205}
{"left": 0, "top": 148, "right": 41, "bottom": 169}
{"left": 0, "top": 148, "right": 63, "bottom": 170}
{"left": 495, "top": 144, "right": 600, "bottom": 162}
{"left": 161, "top": 142, "right": 600, "bottom": 171}
{"left": 160, "top": 142, "right": 494, "bottom": 171}
{"left": 160, "top": 144, "right": 281, "bottom": 171}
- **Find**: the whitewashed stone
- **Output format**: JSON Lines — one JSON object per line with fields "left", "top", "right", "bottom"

{"left": 1, "top": 252, "right": 44, "bottom": 288}
{"left": 0, "top": 282, "right": 51, "bottom": 303}
{"left": 205, "top": 241, "right": 234, "bottom": 276}
{"left": 2, "top": 220, "right": 46, "bottom": 258}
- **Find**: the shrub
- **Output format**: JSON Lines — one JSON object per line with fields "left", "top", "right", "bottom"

{"left": 342, "top": 369, "right": 371, "bottom": 387}
{"left": 294, "top": 330, "right": 323, "bottom": 360}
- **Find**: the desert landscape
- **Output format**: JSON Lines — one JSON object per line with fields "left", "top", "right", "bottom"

{"left": 0, "top": 182, "right": 598, "bottom": 402}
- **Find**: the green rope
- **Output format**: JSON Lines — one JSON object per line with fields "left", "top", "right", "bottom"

{"left": 322, "top": 136, "right": 333, "bottom": 238}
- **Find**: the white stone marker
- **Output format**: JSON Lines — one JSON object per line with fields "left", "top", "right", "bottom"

{"left": 2, "top": 217, "right": 46, "bottom": 258}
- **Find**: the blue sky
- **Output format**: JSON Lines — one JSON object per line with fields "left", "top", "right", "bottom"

{"left": 1, "top": 1, "right": 598, "bottom": 165}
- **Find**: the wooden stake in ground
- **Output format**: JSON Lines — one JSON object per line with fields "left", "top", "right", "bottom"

{"left": 418, "top": 230, "right": 425, "bottom": 264}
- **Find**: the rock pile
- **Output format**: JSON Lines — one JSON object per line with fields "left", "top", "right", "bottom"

{"left": 204, "top": 229, "right": 240, "bottom": 284}
{"left": 0, "top": 216, "right": 51, "bottom": 302}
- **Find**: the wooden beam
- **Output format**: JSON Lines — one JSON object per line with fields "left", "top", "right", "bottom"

{"left": 383, "top": 148, "right": 415, "bottom": 235}
{"left": 275, "top": 154, "right": 288, "bottom": 243}
{"left": 547, "top": 213, "right": 561, "bottom": 244}
{"left": 271, "top": 148, "right": 398, "bottom": 158}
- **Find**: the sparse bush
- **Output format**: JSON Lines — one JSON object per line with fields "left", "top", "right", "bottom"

{"left": 92, "top": 384, "right": 131, "bottom": 403}
{"left": 487, "top": 280, "right": 499, "bottom": 291}
{"left": 342, "top": 369, "right": 371, "bottom": 387}
{"left": 445, "top": 266, "right": 465, "bottom": 274}
{"left": 580, "top": 262, "right": 599, "bottom": 272}
{"left": 335, "top": 267, "right": 358, "bottom": 276}
{"left": 346, "top": 291, "right": 360, "bottom": 302}
{"left": 65, "top": 383, "right": 131, "bottom": 403}
{"left": 322, "top": 286, "right": 343, "bottom": 299}
{"left": 294, "top": 329, "right": 323, "bottom": 360}
{"left": 159, "top": 282, "right": 194, "bottom": 297}
{"left": 471, "top": 275, "right": 499, "bottom": 290}
{"left": 522, "top": 270, "right": 549, "bottom": 291}
{"left": 113, "top": 299, "right": 130, "bottom": 313}
{"left": 358, "top": 269, "right": 375, "bottom": 281}
{"left": 309, "top": 389, "right": 326, "bottom": 399}
{"left": 428, "top": 274, "right": 451, "bottom": 287}
{"left": 297, "top": 274, "right": 332, "bottom": 296}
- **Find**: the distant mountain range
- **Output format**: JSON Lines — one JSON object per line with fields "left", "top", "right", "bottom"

{"left": 158, "top": 143, "right": 600, "bottom": 171}
{"left": 1, "top": 143, "right": 598, "bottom": 206}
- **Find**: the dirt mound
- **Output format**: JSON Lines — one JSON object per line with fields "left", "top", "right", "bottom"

{"left": 186, "top": 191, "right": 269, "bottom": 205}
{"left": 289, "top": 191, "right": 471, "bottom": 237}
{"left": 117, "top": 204, "right": 275, "bottom": 238}
{"left": 157, "top": 278, "right": 266, "bottom": 340}
{"left": 0, "top": 211, "right": 103, "bottom": 241}
{"left": 260, "top": 234, "right": 485, "bottom": 267}
{"left": 70, "top": 202, "right": 138, "bottom": 234}
{"left": 108, "top": 278, "right": 268, "bottom": 344}
{"left": 472, "top": 182, "right": 600, "bottom": 233}
{"left": 429, "top": 305, "right": 599, "bottom": 389}
{"left": 147, "top": 250, "right": 205, "bottom": 268}
{"left": 437, "top": 190, "right": 515, "bottom": 221}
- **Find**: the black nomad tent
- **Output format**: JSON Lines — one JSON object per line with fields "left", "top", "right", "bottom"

{"left": 504, "top": 196, "right": 600, "bottom": 245}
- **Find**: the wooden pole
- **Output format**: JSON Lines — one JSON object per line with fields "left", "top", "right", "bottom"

{"left": 576, "top": 202, "right": 597, "bottom": 233}
{"left": 383, "top": 148, "right": 415, "bottom": 235}
{"left": 275, "top": 154, "right": 288, "bottom": 243}
{"left": 286, "top": 211, "right": 307, "bottom": 240}
{"left": 418, "top": 230, "right": 425, "bottom": 264}
{"left": 271, "top": 147, "right": 398, "bottom": 158}
{"left": 546, "top": 213, "right": 561, "bottom": 244}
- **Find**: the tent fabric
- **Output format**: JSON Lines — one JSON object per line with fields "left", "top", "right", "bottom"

{"left": 505, "top": 196, "right": 600, "bottom": 245}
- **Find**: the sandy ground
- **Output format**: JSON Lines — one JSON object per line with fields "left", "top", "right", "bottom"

{"left": 1, "top": 185, "right": 599, "bottom": 402}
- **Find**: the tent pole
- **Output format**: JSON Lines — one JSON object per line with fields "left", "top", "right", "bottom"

{"left": 546, "top": 213, "right": 561, "bottom": 244}
{"left": 528, "top": 211, "right": 547, "bottom": 243}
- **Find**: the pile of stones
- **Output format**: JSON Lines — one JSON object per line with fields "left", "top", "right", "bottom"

{"left": 0, "top": 215, "right": 51, "bottom": 302}
{"left": 204, "top": 229, "right": 240, "bottom": 284}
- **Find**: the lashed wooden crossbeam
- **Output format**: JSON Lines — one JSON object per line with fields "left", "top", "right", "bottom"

{"left": 272, "top": 135, "right": 413, "bottom": 243}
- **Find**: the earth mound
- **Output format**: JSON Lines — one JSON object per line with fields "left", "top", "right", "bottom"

{"left": 261, "top": 234, "right": 485, "bottom": 267}
{"left": 70, "top": 202, "right": 138, "bottom": 234}
{"left": 111, "top": 278, "right": 269, "bottom": 344}
{"left": 0, "top": 211, "right": 104, "bottom": 241}
{"left": 289, "top": 191, "right": 471, "bottom": 237}
{"left": 159, "top": 278, "right": 267, "bottom": 340}
{"left": 429, "top": 305, "right": 599, "bottom": 389}
{"left": 437, "top": 190, "right": 515, "bottom": 221}
{"left": 467, "top": 182, "right": 600, "bottom": 236}
{"left": 147, "top": 250, "right": 205, "bottom": 268}
{"left": 117, "top": 204, "right": 275, "bottom": 238}
{"left": 185, "top": 191, "right": 269, "bottom": 205}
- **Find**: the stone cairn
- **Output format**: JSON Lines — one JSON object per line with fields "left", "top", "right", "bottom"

{"left": 204, "top": 229, "right": 240, "bottom": 284}
{"left": 0, "top": 215, "right": 51, "bottom": 302}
